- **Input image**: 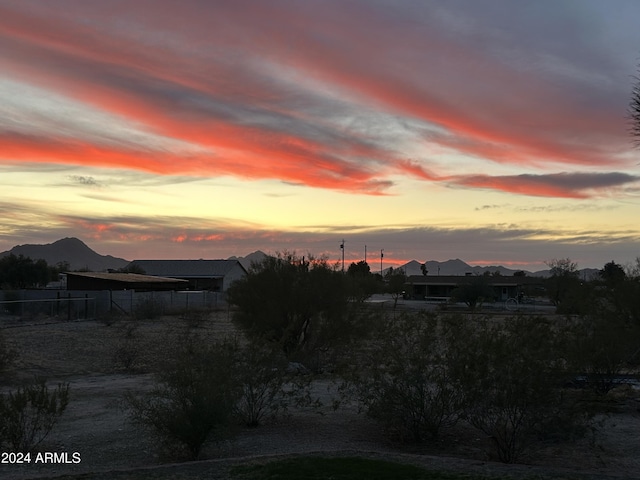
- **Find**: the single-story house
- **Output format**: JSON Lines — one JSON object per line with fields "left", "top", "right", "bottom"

{"left": 406, "top": 275, "right": 543, "bottom": 301}
{"left": 126, "top": 259, "right": 247, "bottom": 291}
{"left": 66, "top": 272, "right": 188, "bottom": 291}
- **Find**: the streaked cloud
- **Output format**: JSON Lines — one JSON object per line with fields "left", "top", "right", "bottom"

{"left": 1, "top": 0, "right": 640, "bottom": 268}
{"left": 450, "top": 172, "right": 640, "bottom": 198}
{"left": 1, "top": 1, "right": 637, "bottom": 198}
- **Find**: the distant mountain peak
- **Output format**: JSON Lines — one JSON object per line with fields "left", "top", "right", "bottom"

{"left": 1, "top": 237, "right": 129, "bottom": 272}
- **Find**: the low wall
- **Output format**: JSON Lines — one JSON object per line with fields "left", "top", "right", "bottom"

{"left": 0, "top": 289, "right": 226, "bottom": 320}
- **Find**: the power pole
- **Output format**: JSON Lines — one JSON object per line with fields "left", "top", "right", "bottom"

{"left": 380, "top": 249, "right": 384, "bottom": 276}
{"left": 340, "top": 239, "right": 345, "bottom": 272}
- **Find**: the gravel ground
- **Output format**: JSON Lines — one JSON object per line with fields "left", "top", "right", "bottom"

{"left": 1, "top": 314, "right": 640, "bottom": 480}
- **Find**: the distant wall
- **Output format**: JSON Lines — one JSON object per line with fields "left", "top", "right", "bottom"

{"left": 0, "top": 289, "right": 227, "bottom": 319}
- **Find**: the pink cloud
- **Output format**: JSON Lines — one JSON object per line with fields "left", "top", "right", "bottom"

{"left": 0, "top": 0, "right": 635, "bottom": 200}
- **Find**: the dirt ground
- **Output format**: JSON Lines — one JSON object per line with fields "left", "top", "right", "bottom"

{"left": 1, "top": 312, "right": 640, "bottom": 480}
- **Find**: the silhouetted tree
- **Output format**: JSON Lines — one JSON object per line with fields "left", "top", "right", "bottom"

{"left": 544, "top": 258, "right": 585, "bottom": 312}
{"left": 0, "top": 254, "right": 51, "bottom": 289}
{"left": 599, "top": 260, "right": 626, "bottom": 285}
{"left": 346, "top": 260, "right": 380, "bottom": 301}
{"left": 228, "top": 253, "right": 360, "bottom": 363}
{"left": 451, "top": 275, "right": 495, "bottom": 310}
{"left": 385, "top": 267, "right": 407, "bottom": 309}
{"left": 598, "top": 260, "right": 640, "bottom": 325}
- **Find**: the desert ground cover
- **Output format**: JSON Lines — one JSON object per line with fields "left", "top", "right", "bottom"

{"left": 1, "top": 307, "right": 640, "bottom": 480}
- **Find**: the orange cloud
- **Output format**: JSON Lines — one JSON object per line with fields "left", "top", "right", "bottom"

{"left": 0, "top": 1, "right": 635, "bottom": 200}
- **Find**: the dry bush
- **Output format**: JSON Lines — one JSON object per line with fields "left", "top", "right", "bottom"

{"left": 0, "top": 329, "right": 18, "bottom": 376}
{"left": 0, "top": 380, "right": 70, "bottom": 452}
{"left": 125, "top": 334, "right": 240, "bottom": 460}
{"left": 112, "top": 321, "right": 143, "bottom": 372}
{"left": 344, "top": 311, "right": 464, "bottom": 443}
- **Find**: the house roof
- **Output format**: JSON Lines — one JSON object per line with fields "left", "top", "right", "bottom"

{"left": 66, "top": 272, "right": 188, "bottom": 285}
{"left": 127, "top": 259, "right": 246, "bottom": 278}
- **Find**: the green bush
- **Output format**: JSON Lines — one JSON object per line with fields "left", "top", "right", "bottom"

{"left": 0, "top": 380, "right": 70, "bottom": 452}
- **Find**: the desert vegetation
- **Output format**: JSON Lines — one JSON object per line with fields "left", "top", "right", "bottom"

{"left": 1, "top": 253, "right": 640, "bottom": 478}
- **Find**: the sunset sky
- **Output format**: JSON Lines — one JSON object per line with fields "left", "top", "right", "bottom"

{"left": 1, "top": 0, "right": 640, "bottom": 270}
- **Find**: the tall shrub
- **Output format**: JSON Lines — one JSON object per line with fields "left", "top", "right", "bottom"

{"left": 452, "top": 316, "right": 579, "bottom": 463}
{"left": 345, "top": 312, "right": 465, "bottom": 442}
{"left": 126, "top": 335, "right": 240, "bottom": 460}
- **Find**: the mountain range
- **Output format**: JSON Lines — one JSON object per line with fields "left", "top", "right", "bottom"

{"left": 1, "top": 237, "right": 599, "bottom": 278}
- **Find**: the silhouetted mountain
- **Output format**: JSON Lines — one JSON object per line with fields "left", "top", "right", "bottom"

{"left": 394, "top": 258, "right": 518, "bottom": 276}
{"left": 397, "top": 258, "right": 598, "bottom": 279}
{"left": 0, "top": 237, "right": 129, "bottom": 271}
{"left": 228, "top": 250, "right": 268, "bottom": 270}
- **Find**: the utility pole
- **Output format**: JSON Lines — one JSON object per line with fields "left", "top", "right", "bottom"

{"left": 364, "top": 245, "right": 367, "bottom": 264}
{"left": 380, "top": 249, "right": 384, "bottom": 276}
{"left": 340, "top": 239, "right": 345, "bottom": 272}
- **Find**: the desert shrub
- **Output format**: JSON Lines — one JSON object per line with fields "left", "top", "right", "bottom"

{"left": 112, "top": 321, "right": 142, "bottom": 372}
{"left": 451, "top": 316, "right": 582, "bottom": 463}
{"left": 180, "top": 308, "right": 209, "bottom": 329}
{"left": 125, "top": 331, "right": 318, "bottom": 459}
{"left": 0, "top": 329, "right": 18, "bottom": 375}
{"left": 133, "top": 295, "right": 164, "bottom": 320}
{"left": 344, "top": 312, "right": 465, "bottom": 443}
{"left": 125, "top": 335, "right": 241, "bottom": 460}
{"left": 567, "top": 312, "right": 640, "bottom": 395}
{"left": 234, "top": 341, "right": 303, "bottom": 427}
{"left": 0, "top": 380, "right": 70, "bottom": 452}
